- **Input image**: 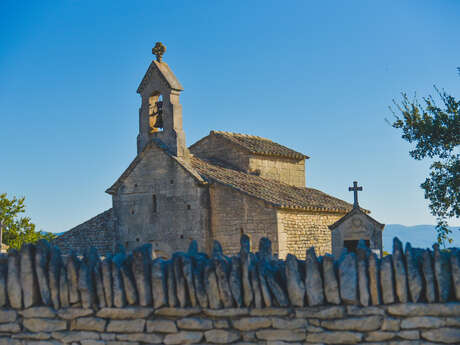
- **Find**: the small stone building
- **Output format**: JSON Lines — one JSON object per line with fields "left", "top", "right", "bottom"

{"left": 329, "top": 205, "right": 385, "bottom": 258}
{"left": 56, "top": 44, "right": 364, "bottom": 259}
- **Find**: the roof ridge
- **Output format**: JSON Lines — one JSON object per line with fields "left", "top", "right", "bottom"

{"left": 211, "top": 130, "right": 274, "bottom": 141}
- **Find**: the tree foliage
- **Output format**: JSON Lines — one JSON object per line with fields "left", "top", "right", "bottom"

{"left": 391, "top": 73, "right": 460, "bottom": 246}
{"left": 0, "top": 193, "right": 56, "bottom": 250}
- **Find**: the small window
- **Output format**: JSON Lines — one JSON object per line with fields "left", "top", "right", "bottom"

{"left": 152, "top": 194, "right": 157, "bottom": 213}
{"left": 170, "top": 179, "right": 174, "bottom": 184}
{"left": 187, "top": 204, "right": 191, "bottom": 210}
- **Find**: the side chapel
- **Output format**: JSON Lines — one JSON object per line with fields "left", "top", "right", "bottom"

{"left": 56, "top": 43, "right": 384, "bottom": 259}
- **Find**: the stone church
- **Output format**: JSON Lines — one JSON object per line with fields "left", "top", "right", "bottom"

{"left": 56, "top": 43, "right": 383, "bottom": 259}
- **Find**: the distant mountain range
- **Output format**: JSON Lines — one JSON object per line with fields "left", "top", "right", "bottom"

{"left": 383, "top": 224, "right": 460, "bottom": 251}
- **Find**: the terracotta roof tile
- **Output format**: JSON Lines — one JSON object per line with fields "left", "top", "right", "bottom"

{"left": 210, "top": 131, "right": 308, "bottom": 160}
{"left": 191, "top": 156, "right": 353, "bottom": 213}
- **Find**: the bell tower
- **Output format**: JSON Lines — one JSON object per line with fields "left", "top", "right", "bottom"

{"left": 136, "top": 42, "right": 189, "bottom": 158}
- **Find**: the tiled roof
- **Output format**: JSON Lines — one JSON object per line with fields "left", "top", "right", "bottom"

{"left": 191, "top": 156, "right": 353, "bottom": 213}
{"left": 209, "top": 131, "right": 309, "bottom": 160}
{"left": 53, "top": 209, "right": 114, "bottom": 256}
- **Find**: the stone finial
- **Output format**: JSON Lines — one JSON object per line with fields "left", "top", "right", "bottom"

{"left": 152, "top": 42, "right": 166, "bottom": 62}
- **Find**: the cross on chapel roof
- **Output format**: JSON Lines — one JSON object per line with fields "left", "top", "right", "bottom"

{"left": 348, "top": 181, "right": 363, "bottom": 209}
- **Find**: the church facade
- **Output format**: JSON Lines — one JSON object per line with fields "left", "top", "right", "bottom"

{"left": 56, "top": 43, "right": 372, "bottom": 259}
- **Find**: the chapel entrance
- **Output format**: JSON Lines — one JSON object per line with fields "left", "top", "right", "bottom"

{"left": 344, "top": 239, "right": 370, "bottom": 254}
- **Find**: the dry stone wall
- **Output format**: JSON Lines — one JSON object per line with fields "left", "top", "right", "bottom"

{"left": 0, "top": 237, "right": 459, "bottom": 344}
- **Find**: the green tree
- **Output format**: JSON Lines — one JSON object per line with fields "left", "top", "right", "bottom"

{"left": 391, "top": 70, "right": 460, "bottom": 246}
{"left": 0, "top": 193, "right": 56, "bottom": 250}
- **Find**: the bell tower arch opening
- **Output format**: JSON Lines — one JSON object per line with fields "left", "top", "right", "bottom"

{"left": 148, "top": 93, "right": 164, "bottom": 133}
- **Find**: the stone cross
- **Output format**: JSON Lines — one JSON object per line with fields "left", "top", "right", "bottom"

{"left": 348, "top": 181, "right": 363, "bottom": 208}
{"left": 152, "top": 42, "right": 166, "bottom": 62}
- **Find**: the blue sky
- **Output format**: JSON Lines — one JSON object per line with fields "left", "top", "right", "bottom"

{"left": 1, "top": 0, "right": 459, "bottom": 235}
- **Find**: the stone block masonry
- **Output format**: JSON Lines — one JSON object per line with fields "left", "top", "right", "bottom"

{"left": 0, "top": 236, "right": 459, "bottom": 344}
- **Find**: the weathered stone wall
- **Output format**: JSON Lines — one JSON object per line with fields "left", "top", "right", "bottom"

{"left": 248, "top": 156, "right": 306, "bottom": 188}
{"left": 277, "top": 210, "right": 345, "bottom": 258}
{"left": 113, "top": 145, "right": 210, "bottom": 256}
{"left": 190, "top": 135, "right": 251, "bottom": 172}
{"left": 209, "top": 184, "right": 278, "bottom": 256}
{"left": 0, "top": 237, "right": 459, "bottom": 344}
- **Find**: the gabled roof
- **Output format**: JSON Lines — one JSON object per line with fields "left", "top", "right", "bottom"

{"left": 105, "top": 141, "right": 205, "bottom": 195}
{"left": 191, "top": 131, "right": 309, "bottom": 160}
{"left": 191, "top": 156, "right": 352, "bottom": 213}
{"left": 328, "top": 206, "right": 383, "bottom": 230}
{"left": 137, "top": 60, "right": 184, "bottom": 94}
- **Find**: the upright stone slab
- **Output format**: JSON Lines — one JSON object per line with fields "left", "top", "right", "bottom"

{"left": 94, "top": 261, "right": 106, "bottom": 308}
{"left": 257, "top": 260, "right": 272, "bottom": 307}
{"left": 230, "top": 256, "right": 243, "bottom": 307}
{"left": 167, "top": 260, "right": 178, "bottom": 307}
{"left": 121, "top": 254, "right": 138, "bottom": 305}
{"left": 193, "top": 258, "right": 208, "bottom": 308}
{"left": 20, "top": 243, "right": 39, "bottom": 308}
{"left": 173, "top": 254, "right": 187, "bottom": 307}
{"left": 132, "top": 244, "right": 152, "bottom": 307}
{"left": 285, "top": 254, "right": 305, "bottom": 307}
{"left": 368, "top": 252, "right": 381, "bottom": 305}
{"left": 0, "top": 258, "right": 7, "bottom": 307}
{"left": 250, "top": 258, "right": 263, "bottom": 308}
{"left": 322, "top": 254, "right": 340, "bottom": 305}
{"left": 59, "top": 266, "right": 69, "bottom": 307}
{"left": 112, "top": 253, "right": 127, "bottom": 308}
{"left": 392, "top": 237, "right": 408, "bottom": 303}
{"left": 78, "top": 259, "right": 95, "bottom": 309}
{"left": 35, "top": 240, "right": 51, "bottom": 306}
{"left": 338, "top": 252, "right": 358, "bottom": 305}
{"left": 214, "top": 257, "right": 234, "bottom": 308}
{"left": 405, "top": 243, "right": 423, "bottom": 303}
{"left": 240, "top": 235, "right": 253, "bottom": 307}
{"left": 305, "top": 247, "right": 324, "bottom": 306}
{"left": 204, "top": 260, "right": 222, "bottom": 309}
{"left": 356, "top": 241, "right": 370, "bottom": 306}
{"left": 101, "top": 256, "right": 113, "bottom": 307}
{"left": 265, "top": 266, "right": 289, "bottom": 307}
{"left": 7, "top": 249, "right": 22, "bottom": 309}
{"left": 212, "top": 240, "right": 224, "bottom": 258}
{"left": 433, "top": 244, "right": 451, "bottom": 302}
{"left": 151, "top": 258, "right": 168, "bottom": 308}
{"left": 66, "top": 252, "right": 80, "bottom": 304}
{"left": 182, "top": 255, "right": 197, "bottom": 307}
{"left": 422, "top": 249, "right": 436, "bottom": 303}
{"left": 49, "top": 246, "right": 62, "bottom": 309}
{"left": 258, "top": 237, "right": 273, "bottom": 261}
{"left": 380, "top": 255, "right": 395, "bottom": 304}
{"left": 450, "top": 249, "right": 460, "bottom": 301}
